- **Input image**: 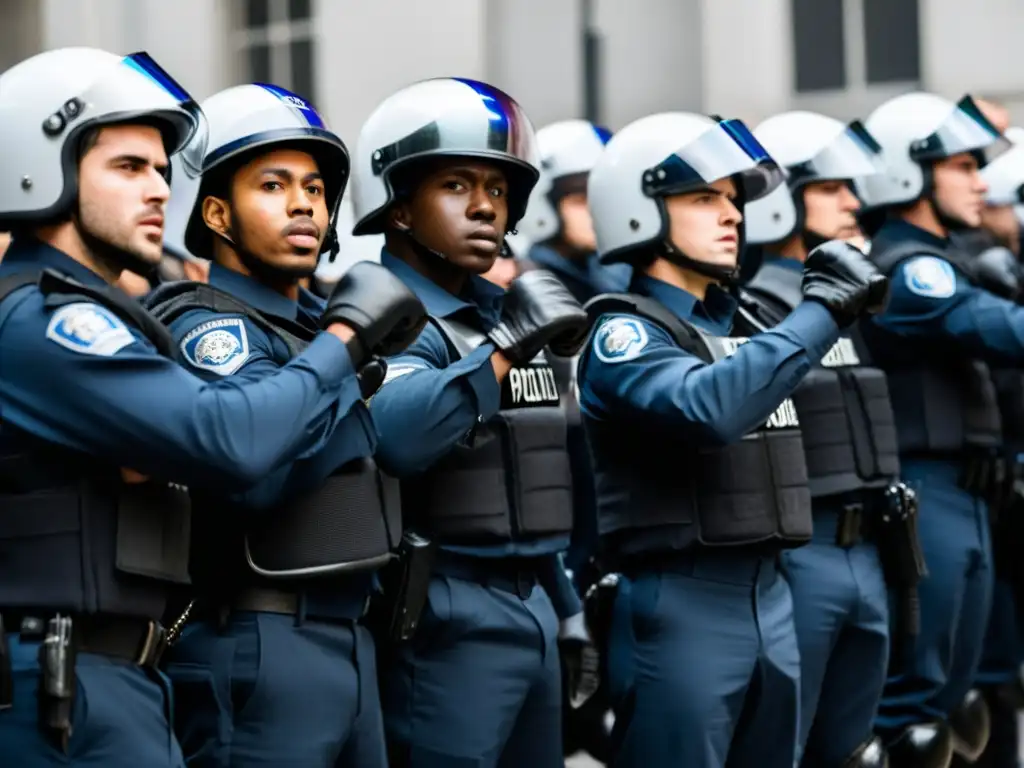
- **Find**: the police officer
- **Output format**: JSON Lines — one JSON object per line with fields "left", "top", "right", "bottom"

{"left": 955, "top": 127, "right": 1024, "bottom": 768}
{"left": 577, "top": 111, "right": 889, "bottom": 768}
{"left": 0, "top": 48, "right": 419, "bottom": 766}
{"left": 741, "top": 110, "right": 901, "bottom": 767}
{"left": 146, "top": 83, "right": 426, "bottom": 767}
{"left": 854, "top": 92, "right": 1024, "bottom": 765}
{"left": 351, "top": 77, "right": 591, "bottom": 766}
{"left": 518, "top": 119, "right": 631, "bottom": 303}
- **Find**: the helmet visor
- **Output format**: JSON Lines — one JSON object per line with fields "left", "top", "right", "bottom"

{"left": 71, "top": 52, "right": 203, "bottom": 157}
{"left": 643, "top": 118, "right": 785, "bottom": 203}
{"left": 909, "top": 95, "right": 1011, "bottom": 168}
{"left": 786, "top": 119, "right": 884, "bottom": 187}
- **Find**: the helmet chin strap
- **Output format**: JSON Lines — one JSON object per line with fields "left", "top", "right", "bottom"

{"left": 661, "top": 238, "right": 741, "bottom": 284}
{"left": 395, "top": 225, "right": 451, "bottom": 263}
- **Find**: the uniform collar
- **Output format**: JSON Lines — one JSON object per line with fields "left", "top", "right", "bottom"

{"left": 0, "top": 237, "right": 111, "bottom": 287}
{"left": 632, "top": 272, "right": 736, "bottom": 335}
{"left": 528, "top": 243, "right": 587, "bottom": 281}
{"left": 874, "top": 219, "right": 950, "bottom": 252}
{"left": 207, "top": 262, "right": 318, "bottom": 322}
{"left": 380, "top": 249, "right": 504, "bottom": 328}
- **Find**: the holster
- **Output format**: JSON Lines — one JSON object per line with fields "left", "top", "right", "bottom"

{"left": 367, "top": 532, "right": 436, "bottom": 644}
{"left": 37, "top": 616, "right": 76, "bottom": 754}
{"left": 874, "top": 483, "right": 928, "bottom": 671}
{"left": 583, "top": 573, "right": 620, "bottom": 659}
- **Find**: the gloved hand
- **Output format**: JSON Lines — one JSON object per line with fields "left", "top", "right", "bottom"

{"left": 801, "top": 240, "right": 890, "bottom": 327}
{"left": 488, "top": 271, "right": 590, "bottom": 364}
{"left": 559, "top": 613, "right": 601, "bottom": 709}
{"left": 974, "top": 246, "right": 1021, "bottom": 300}
{"left": 320, "top": 261, "right": 427, "bottom": 365}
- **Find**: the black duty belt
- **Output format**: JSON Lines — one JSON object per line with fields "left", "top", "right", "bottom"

{"left": 224, "top": 587, "right": 369, "bottom": 623}
{"left": 3, "top": 611, "right": 168, "bottom": 669}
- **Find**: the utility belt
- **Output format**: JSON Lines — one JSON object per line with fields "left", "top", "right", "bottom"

{"left": 186, "top": 586, "right": 373, "bottom": 633}
{"left": 0, "top": 611, "right": 169, "bottom": 752}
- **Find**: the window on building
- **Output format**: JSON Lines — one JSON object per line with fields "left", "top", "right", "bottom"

{"left": 792, "top": 0, "right": 847, "bottom": 92}
{"left": 234, "top": 0, "right": 317, "bottom": 102}
{"left": 863, "top": 0, "right": 920, "bottom": 84}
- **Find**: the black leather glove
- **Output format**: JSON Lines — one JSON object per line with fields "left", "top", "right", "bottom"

{"left": 801, "top": 240, "right": 890, "bottom": 327}
{"left": 488, "top": 271, "right": 590, "bottom": 365}
{"left": 320, "top": 261, "right": 427, "bottom": 365}
{"left": 974, "top": 246, "right": 1021, "bottom": 300}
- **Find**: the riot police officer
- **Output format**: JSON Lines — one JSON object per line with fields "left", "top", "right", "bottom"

{"left": 351, "top": 77, "right": 592, "bottom": 767}
{"left": 0, "top": 48, "right": 416, "bottom": 767}
{"left": 854, "top": 92, "right": 1024, "bottom": 765}
{"left": 954, "top": 127, "right": 1024, "bottom": 768}
{"left": 518, "top": 119, "right": 630, "bottom": 303}
{"left": 577, "top": 111, "right": 889, "bottom": 768}
{"left": 742, "top": 110, "right": 904, "bottom": 768}
{"left": 145, "top": 83, "right": 426, "bottom": 767}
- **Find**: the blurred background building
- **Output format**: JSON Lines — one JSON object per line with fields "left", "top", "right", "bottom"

{"left": 3, "top": 0, "right": 1023, "bottom": 273}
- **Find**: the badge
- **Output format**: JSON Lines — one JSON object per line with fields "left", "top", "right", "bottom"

{"left": 180, "top": 317, "right": 251, "bottom": 376}
{"left": 904, "top": 256, "right": 956, "bottom": 299}
{"left": 594, "top": 317, "right": 649, "bottom": 364}
{"left": 45, "top": 302, "right": 135, "bottom": 357}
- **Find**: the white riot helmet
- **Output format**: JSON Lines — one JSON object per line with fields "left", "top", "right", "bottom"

{"left": 746, "top": 111, "right": 883, "bottom": 245}
{"left": 351, "top": 77, "right": 539, "bottom": 237}
{"left": 981, "top": 126, "right": 1024, "bottom": 207}
{"left": 518, "top": 119, "right": 612, "bottom": 244}
{"left": 588, "top": 112, "right": 784, "bottom": 281}
{"left": 856, "top": 93, "right": 1010, "bottom": 210}
{"left": 0, "top": 48, "right": 201, "bottom": 229}
{"left": 165, "top": 83, "right": 348, "bottom": 260}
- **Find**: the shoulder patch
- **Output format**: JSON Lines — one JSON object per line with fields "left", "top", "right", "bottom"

{"left": 45, "top": 302, "right": 135, "bottom": 357}
{"left": 593, "top": 316, "right": 649, "bottom": 364}
{"left": 180, "top": 317, "right": 251, "bottom": 376}
{"left": 903, "top": 256, "right": 956, "bottom": 299}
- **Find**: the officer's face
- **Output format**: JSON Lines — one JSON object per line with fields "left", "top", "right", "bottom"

{"left": 559, "top": 192, "right": 597, "bottom": 252}
{"left": 207, "top": 148, "right": 329, "bottom": 277}
{"left": 980, "top": 203, "right": 1021, "bottom": 253}
{"left": 398, "top": 160, "right": 510, "bottom": 273}
{"left": 77, "top": 124, "right": 171, "bottom": 267}
{"left": 664, "top": 177, "right": 742, "bottom": 270}
{"left": 933, "top": 152, "right": 988, "bottom": 227}
{"left": 481, "top": 255, "right": 519, "bottom": 289}
{"left": 802, "top": 180, "right": 861, "bottom": 240}
{"left": 0, "top": 232, "right": 9, "bottom": 263}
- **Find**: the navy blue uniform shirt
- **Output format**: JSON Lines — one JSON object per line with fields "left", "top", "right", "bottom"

{"left": 869, "top": 220, "right": 1024, "bottom": 364}
{"left": 370, "top": 250, "right": 580, "bottom": 618}
{"left": 0, "top": 239, "right": 356, "bottom": 494}
{"left": 525, "top": 243, "right": 631, "bottom": 304}
{"left": 162, "top": 261, "right": 374, "bottom": 510}
{"left": 578, "top": 273, "right": 840, "bottom": 556}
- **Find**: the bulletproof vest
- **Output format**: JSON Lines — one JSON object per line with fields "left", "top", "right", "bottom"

{"left": 400, "top": 315, "right": 574, "bottom": 544}
{"left": 144, "top": 281, "right": 401, "bottom": 584}
{"left": 0, "top": 268, "right": 191, "bottom": 619}
{"left": 742, "top": 261, "right": 900, "bottom": 498}
{"left": 582, "top": 293, "right": 812, "bottom": 549}
{"left": 863, "top": 239, "right": 1002, "bottom": 456}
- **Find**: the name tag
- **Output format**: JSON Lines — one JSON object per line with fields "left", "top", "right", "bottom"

{"left": 504, "top": 364, "right": 561, "bottom": 409}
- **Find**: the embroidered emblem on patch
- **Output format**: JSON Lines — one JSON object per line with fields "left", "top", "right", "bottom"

{"left": 180, "top": 318, "right": 250, "bottom": 376}
{"left": 45, "top": 302, "right": 135, "bottom": 357}
{"left": 904, "top": 256, "right": 956, "bottom": 299}
{"left": 594, "top": 317, "right": 649, "bottom": 364}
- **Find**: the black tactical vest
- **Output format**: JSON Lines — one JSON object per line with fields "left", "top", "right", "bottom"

{"left": 582, "top": 294, "right": 813, "bottom": 549}
{"left": 862, "top": 239, "right": 1002, "bottom": 456}
{"left": 144, "top": 281, "right": 401, "bottom": 586}
{"left": 742, "top": 261, "right": 900, "bottom": 498}
{"left": 0, "top": 269, "right": 191, "bottom": 619}
{"left": 399, "top": 316, "right": 574, "bottom": 544}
